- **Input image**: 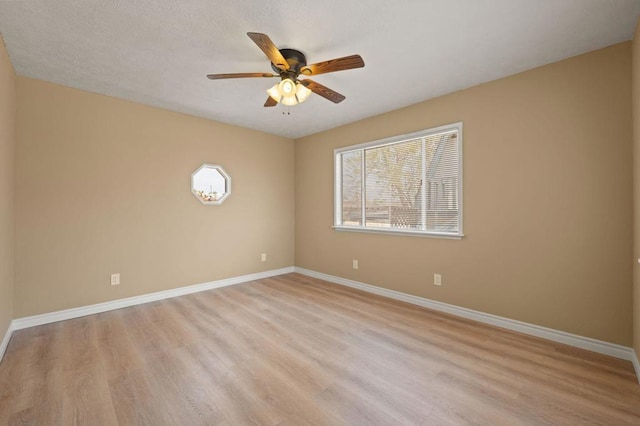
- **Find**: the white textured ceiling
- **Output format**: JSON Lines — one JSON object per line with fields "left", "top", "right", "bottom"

{"left": 0, "top": 0, "right": 639, "bottom": 139}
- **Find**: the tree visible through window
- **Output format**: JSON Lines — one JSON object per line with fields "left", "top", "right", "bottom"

{"left": 335, "top": 123, "right": 462, "bottom": 237}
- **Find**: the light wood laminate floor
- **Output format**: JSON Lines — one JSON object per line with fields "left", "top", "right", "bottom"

{"left": 1, "top": 273, "right": 639, "bottom": 425}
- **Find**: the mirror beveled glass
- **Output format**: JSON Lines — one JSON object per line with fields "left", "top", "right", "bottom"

{"left": 191, "top": 164, "right": 231, "bottom": 205}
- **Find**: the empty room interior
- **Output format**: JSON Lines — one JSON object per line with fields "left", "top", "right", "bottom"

{"left": 3, "top": 0, "right": 640, "bottom": 424}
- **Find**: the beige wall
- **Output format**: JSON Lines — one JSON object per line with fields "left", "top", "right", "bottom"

{"left": 5, "top": 38, "right": 636, "bottom": 349}
{"left": 296, "top": 43, "right": 633, "bottom": 345}
{"left": 0, "top": 36, "right": 15, "bottom": 339}
{"left": 14, "top": 78, "right": 295, "bottom": 317}
{"left": 633, "top": 21, "right": 640, "bottom": 358}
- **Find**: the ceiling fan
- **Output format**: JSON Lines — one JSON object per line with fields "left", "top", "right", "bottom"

{"left": 207, "top": 32, "right": 365, "bottom": 107}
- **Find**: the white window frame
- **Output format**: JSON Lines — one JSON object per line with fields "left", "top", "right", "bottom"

{"left": 333, "top": 122, "right": 463, "bottom": 239}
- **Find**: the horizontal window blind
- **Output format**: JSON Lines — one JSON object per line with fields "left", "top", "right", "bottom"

{"left": 335, "top": 123, "right": 462, "bottom": 237}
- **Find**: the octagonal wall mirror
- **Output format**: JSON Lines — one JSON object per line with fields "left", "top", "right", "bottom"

{"left": 191, "top": 164, "right": 231, "bottom": 205}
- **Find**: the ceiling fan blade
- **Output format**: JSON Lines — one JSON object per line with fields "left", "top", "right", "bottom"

{"left": 247, "top": 32, "right": 289, "bottom": 71}
{"left": 300, "top": 79, "right": 346, "bottom": 103}
{"left": 207, "top": 72, "right": 278, "bottom": 80}
{"left": 264, "top": 96, "right": 278, "bottom": 107}
{"left": 300, "top": 54, "right": 364, "bottom": 76}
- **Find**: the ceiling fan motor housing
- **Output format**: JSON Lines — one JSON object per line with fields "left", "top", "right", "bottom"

{"left": 271, "top": 48, "right": 307, "bottom": 79}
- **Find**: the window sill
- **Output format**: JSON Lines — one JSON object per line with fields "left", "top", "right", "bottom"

{"left": 332, "top": 225, "right": 463, "bottom": 240}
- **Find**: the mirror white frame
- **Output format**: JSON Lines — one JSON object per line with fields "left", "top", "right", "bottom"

{"left": 191, "top": 163, "right": 232, "bottom": 205}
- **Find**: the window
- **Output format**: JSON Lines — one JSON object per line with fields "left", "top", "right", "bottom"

{"left": 191, "top": 164, "right": 231, "bottom": 205}
{"left": 334, "top": 123, "right": 463, "bottom": 238}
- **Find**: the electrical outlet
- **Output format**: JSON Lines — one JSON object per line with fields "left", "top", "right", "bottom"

{"left": 111, "top": 273, "right": 120, "bottom": 286}
{"left": 353, "top": 259, "right": 359, "bottom": 270}
{"left": 261, "top": 253, "right": 267, "bottom": 262}
{"left": 434, "top": 273, "right": 442, "bottom": 286}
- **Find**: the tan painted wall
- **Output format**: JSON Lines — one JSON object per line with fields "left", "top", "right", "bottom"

{"left": 14, "top": 77, "right": 295, "bottom": 317}
{"left": 296, "top": 43, "right": 633, "bottom": 346}
{"left": 0, "top": 37, "right": 16, "bottom": 338}
{"left": 633, "top": 21, "right": 640, "bottom": 358}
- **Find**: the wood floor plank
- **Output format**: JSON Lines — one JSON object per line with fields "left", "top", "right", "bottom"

{"left": 94, "top": 310, "right": 145, "bottom": 382}
{"left": 1, "top": 272, "right": 639, "bottom": 425}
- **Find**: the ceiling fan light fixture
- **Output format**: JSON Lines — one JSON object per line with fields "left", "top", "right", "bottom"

{"left": 280, "top": 94, "right": 299, "bottom": 106}
{"left": 266, "top": 79, "right": 311, "bottom": 106}
{"left": 295, "top": 83, "right": 312, "bottom": 103}
{"left": 266, "top": 84, "right": 282, "bottom": 102}
{"left": 278, "top": 78, "right": 296, "bottom": 96}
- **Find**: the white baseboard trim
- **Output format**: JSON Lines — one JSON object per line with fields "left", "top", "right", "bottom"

{"left": 12, "top": 267, "right": 295, "bottom": 331}
{"left": 294, "top": 267, "right": 635, "bottom": 362}
{"left": 7, "top": 265, "right": 638, "bottom": 373}
{"left": 0, "top": 321, "right": 14, "bottom": 363}
{"left": 632, "top": 350, "right": 640, "bottom": 384}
